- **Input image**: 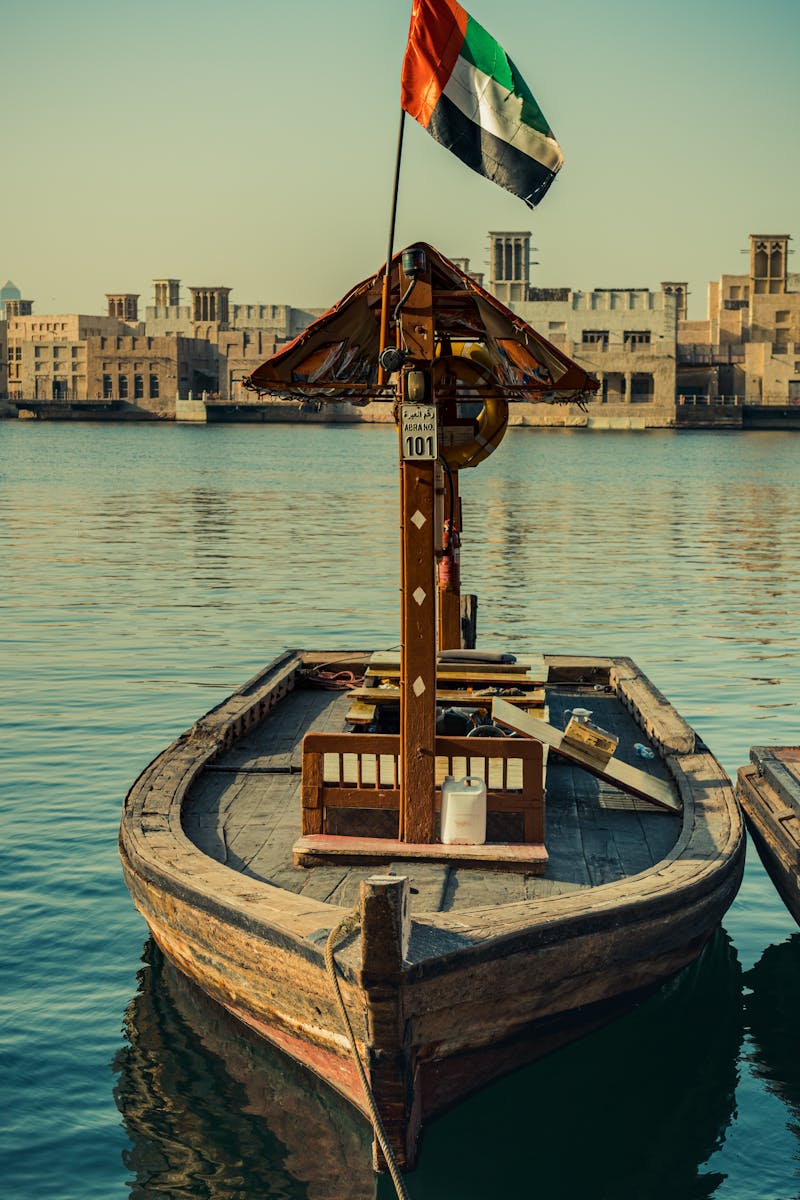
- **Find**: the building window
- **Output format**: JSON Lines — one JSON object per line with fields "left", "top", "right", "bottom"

{"left": 119, "top": 375, "right": 128, "bottom": 398}
{"left": 134, "top": 374, "right": 144, "bottom": 399}
{"left": 103, "top": 374, "right": 113, "bottom": 398}
{"left": 776, "top": 311, "right": 790, "bottom": 324}
{"left": 149, "top": 374, "right": 159, "bottom": 399}
{"left": 624, "top": 330, "right": 651, "bottom": 347}
{"left": 631, "top": 373, "right": 654, "bottom": 402}
{"left": 582, "top": 330, "right": 609, "bottom": 346}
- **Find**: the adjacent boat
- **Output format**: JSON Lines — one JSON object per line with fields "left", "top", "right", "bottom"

{"left": 737, "top": 747, "right": 800, "bottom": 925}
{"left": 120, "top": 246, "right": 745, "bottom": 1172}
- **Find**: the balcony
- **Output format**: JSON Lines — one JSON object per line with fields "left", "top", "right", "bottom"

{"left": 677, "top": 344, "right": 745, "bottom": 365}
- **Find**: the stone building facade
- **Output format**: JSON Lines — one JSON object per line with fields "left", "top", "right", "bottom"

{"left": 0, "top": 318, "right": 6, "bottom": 399}
{"left": 141, "top": 279, "right": 321, "bottom": 400}
{"left": 515, "top": 286, "right": 679, "bottom": 418}
{"left": 5, "top": 234, "right": 797, "bottom": 419}
{"left": 6, "top": 312, "right": 134, "bottom": 402}
{"left": 678, "top": 234, "right": 800, "bottom": 405}
{"left": 492, "top": 226, "right": 680, "bottom": 422}
{"left": 2, "top": 277, "right": 321, "bottom": 411}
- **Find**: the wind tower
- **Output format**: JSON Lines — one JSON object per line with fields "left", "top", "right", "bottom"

{"left": 750, "top": 234, "right": 790, "bottom": 294}
{"left": 106, "top": 294, "right": 140, "bottom": 322}
{"left": 489, "top": 231, "right": 532, "bottom": 304}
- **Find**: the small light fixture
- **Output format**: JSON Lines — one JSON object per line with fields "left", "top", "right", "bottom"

{"left": 402, "top": 248, "right": 427, "bottom": 276}
{"left": 406, "top": 370, "right": 427, "bottom": 403}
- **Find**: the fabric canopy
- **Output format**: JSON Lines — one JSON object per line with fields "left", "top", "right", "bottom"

{"left": 244, "top": 244, "right": 598, "bottom": 405}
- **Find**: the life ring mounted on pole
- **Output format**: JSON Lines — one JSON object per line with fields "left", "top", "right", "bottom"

{"left": 432, "top": 352, "right": 509, "bottom": 471}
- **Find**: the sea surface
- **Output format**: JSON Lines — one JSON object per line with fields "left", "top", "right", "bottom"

{"left": 2, "top": 420, "right": 800, "bottom": 1200}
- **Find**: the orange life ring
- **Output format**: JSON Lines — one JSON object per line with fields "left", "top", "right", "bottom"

{"left": 432, "top": 354, "right": 508, "bottom": 470}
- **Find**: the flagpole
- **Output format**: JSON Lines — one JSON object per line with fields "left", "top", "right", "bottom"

{"left": 378, "top": 108, "right": 406, "bottom": 378}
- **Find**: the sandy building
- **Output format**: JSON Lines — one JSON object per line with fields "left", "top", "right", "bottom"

{"left": 6, "top": 309, "right": 134, "bottom": 402}
{"left": 678, "top": 235, "right": 800, "bottom": 406}
{"left": 492, "top": 232, "right": 680, "bottom": 423}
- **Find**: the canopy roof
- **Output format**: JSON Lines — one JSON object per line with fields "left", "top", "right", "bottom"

{"left": 244, "top": 243, "right": 598, "bottom": 404}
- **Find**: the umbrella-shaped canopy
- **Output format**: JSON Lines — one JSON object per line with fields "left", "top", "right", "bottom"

{"left": 243, "top": 243, "right": 598, "bottom": 405}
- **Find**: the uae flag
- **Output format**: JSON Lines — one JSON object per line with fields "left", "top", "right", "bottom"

{"left": 400, "top": 0, "right": 563, "bottom": 207}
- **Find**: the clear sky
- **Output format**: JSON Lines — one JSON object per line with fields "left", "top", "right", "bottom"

{"left": 2, "top": 0, "right": 798, "bottom": 319}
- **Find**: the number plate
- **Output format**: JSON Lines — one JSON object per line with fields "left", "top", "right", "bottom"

{"left": 401, "top": 404, "right": 438, "bottom": 461}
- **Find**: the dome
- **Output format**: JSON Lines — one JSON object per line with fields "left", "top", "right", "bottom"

{"left": 1, "top": 280, "right": 21, "bottom": 317}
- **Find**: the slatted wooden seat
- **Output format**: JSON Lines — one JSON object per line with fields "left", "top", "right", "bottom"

{"left": 295, "top": 730, "right": 547, "bottom": 871}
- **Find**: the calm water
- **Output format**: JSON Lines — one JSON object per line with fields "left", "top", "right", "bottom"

{"left": 2, "top": 420, "right": 799, "bottom": 1200}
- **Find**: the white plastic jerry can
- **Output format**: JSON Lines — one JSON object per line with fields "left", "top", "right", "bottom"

{"left": 440, "top": 775, "right": 488, "bottom": 845}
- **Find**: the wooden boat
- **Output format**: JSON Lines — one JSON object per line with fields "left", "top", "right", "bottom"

{"left": 737, "top": 747, "right": 800, "bottom": 924}
{"left": 120, "top": 246, "right": 745, "bottom": 1172}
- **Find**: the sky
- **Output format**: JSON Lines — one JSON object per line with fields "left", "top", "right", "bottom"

{"left": 2, "top": 0, "right": 798, "bottom": 320}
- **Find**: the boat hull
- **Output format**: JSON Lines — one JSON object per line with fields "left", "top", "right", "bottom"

{"left": 737, "top": 748, "right": 800, "bottom": 926}
{"left": 120, "top": 650, "right": 745, "bottom": 1169}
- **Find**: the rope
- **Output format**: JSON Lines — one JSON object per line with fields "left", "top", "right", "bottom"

{"left": 324, "top": 911, "right": 411, "bottom": 1200}
{"left": 304, "top": 668, "right": 365, "bottom": 690}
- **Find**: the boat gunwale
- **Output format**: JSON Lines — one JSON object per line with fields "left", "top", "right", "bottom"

{"left": 736, "top": 754, "right": 800, "bottom": 926}
{"left": 119, "top": 648, "right": 745, "bottom": 963}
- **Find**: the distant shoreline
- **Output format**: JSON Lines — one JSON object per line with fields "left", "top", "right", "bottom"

{"left": 4, "top": 397, "right": 800, "bottom": 431}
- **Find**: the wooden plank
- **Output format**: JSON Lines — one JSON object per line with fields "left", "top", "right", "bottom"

{"left": 293, "top": 834, "right": 547, "bottom": 872}
{"left": 492, "top": 699, "right": 681, "bottom": 813}
{"left": 387, "top": 862, "right": 450, "bottom": 912}
{"left": 541, "top": 762, "right": 593, "bottom": 888}
{"left": 760, "top": 755, "right": 800, "bottom": 814}
{"left": 349, "top": 685, "right": 545, "bottom": 705}
{"left": 301, "top": 744, "right": 324, "bottom": 835}
{"left": 366, "top": 666, "right": 545, "bottom": 686}
{"left": 612, "top": 658, "right": 696, "bottom": 755}
{"left": 447, "top": 869, "right": 527, "bottom": 908}
{"left": 369, "top": 650, "right": 546, "bottom": 675}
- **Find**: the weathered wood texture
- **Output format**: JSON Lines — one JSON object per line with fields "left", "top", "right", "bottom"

{"left": 737, "top": 748, "right": 800, "bottom": 926}
{"left": 299, "top": 730, "right": 544, "bottom": 844}
{"left": 400, "top": 456, "right": 437, "bottom": 844}
{"left": 120, "top": 649, "right": 745, "bottom": 1170}
{"left": 181, "top": 677, "right": 684, "bottom": 909}
{"left": 493, "top": 699, "right": 681, "bottom": 812}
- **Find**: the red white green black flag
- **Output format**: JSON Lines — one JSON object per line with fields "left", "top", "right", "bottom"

{"left": 401, "top": 0, "right": 563, "bottom": 208}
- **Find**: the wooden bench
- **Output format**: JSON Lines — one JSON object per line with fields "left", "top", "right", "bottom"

{"left": 295, "top": 731, "right": 546, "bottom": 870}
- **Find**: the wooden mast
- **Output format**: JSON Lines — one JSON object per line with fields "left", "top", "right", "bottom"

{"left": 397, "top": 252, "right": 437, "bottom": 844}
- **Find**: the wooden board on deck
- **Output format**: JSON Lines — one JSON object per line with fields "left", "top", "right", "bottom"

{"left": 368, "top": 650, "right": 548, "bottom": 681}
{"left": 293, "top": 834, "right": 548, "bottom": 873}
{"left": 366, "top": 667, "right": 547, "bottom": 687}
{"left": 348, "top": 686, "right": 545, "bottom": 705}
{"left": 492, "top": 698, "right": 681, "bottom": 813}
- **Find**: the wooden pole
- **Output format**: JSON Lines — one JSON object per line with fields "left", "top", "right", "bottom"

{"left": 398, "top": 255, "right": 437, "bottom": 844}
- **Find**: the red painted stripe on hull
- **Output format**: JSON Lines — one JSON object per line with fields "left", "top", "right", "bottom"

{"left": 222, "top": 999, "right": 372, "bottom": 1119}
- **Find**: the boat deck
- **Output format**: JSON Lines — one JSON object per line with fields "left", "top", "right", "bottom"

{"left": 182, "top": 680, "right": 682, "bottom": 914}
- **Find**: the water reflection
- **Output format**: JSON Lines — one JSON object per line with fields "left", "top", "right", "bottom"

{"left": 113, "top": 942, "right": 376, "bottom": 1200}
{"left": 114, "top": 933, "right": 742, "bottom": 1200}
{"left": 744, "top": 935, "right": 800, "bottom": 1131}
{"left": 414, "top": 929, "right": 743, "bottom": 1199}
